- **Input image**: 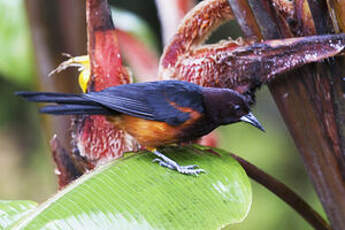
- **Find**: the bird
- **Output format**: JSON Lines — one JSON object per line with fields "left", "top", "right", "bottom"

{"left": 16, "top": 80, "right": 264, "bottom": 175}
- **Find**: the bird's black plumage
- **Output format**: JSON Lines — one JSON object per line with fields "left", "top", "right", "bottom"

{"left": 17, "top": 81, "right": 205, "bottom": 126}
{"left": 16, "top": 80, "right": 263, "bottom": 130}
{"left": 16, "top": 80, "right": 264, "bottom": 175}
{"left": 83, "top": 80, "right": 205, "bottom": 125}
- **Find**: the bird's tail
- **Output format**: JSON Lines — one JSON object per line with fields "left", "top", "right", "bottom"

{"left": 15, "top": 91, "right": 113, "bottom": 115}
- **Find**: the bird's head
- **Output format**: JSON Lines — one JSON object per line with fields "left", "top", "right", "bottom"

{"left": 202, "top": 87, "right": 264, "bottom": 131}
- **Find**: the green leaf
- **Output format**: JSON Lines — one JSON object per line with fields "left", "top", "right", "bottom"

{"left": 11, "top": 146, "right": 252, "bottom": 230}
{"left": 0, "top": 200, "right": 37, "bottom": 229}
{"left": 0, "top": 0, "right": 34, "bottom": 85}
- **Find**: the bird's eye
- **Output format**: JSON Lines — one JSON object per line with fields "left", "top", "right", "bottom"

{"left": 234, "top": 105, "right": 240, "bottom": 111}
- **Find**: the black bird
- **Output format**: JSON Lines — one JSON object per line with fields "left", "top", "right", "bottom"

{"left": 16, "top": 80, "right": 264, "bottom": 175}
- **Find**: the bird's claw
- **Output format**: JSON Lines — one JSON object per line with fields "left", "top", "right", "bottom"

{"left": 153, "top": 158, "right": 205, "bottom": 176}
{"left": 181, "top": 164, "right": 199, "bottom": 169}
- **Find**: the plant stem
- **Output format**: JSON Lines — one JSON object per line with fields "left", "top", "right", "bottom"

{"left": 231, "top": 153, "right": 331, "bottom": 230}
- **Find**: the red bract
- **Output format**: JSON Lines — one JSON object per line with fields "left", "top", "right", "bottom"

{"left": 159, "top": 0, "right": 345, "bottom": 103}
{"left": 160, "top": 0, "right": 234, "bottom": 70}
{"left": 72, "top": 0, "right": 139, "bottom": 170}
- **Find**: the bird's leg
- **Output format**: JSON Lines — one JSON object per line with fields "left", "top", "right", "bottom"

{"left": 150, "top": 148, "right": 206, "bottom": 176}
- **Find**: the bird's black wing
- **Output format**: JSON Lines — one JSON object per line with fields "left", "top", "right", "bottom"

{"left": 82, "top": 80, "right": 205, "bottom": 126}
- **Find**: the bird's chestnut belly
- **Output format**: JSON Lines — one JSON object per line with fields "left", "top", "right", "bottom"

{"left": 109, "top": 115, "right": 180, "bottom": 147}
{"left": 107, "top": 111, "right": 203, "bottom": 147}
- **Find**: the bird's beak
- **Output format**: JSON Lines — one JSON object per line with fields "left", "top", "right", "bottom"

{"left": 240, "top": 112, "right": 265, "bottom": 132}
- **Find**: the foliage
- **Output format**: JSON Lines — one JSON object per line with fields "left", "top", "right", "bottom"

{"left": 6, "top": 146, "right": 251, "bottom": 229}
{"left": 0, "top": 200, "right": 37, "bottom": 229}
{"left": 0, "top": 0, "right": 33, "bottom": 85}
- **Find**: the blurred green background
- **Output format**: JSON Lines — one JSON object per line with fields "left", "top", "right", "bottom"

{"left": 0, "top": 0, "right": 326, "bottom": 229}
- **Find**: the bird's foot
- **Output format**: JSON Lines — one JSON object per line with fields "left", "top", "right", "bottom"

{"left": 152, "top": 150, "right": 206, "bottom": 176}
{"left": 153, "top": 159, "right": 205, "bottom": 175}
